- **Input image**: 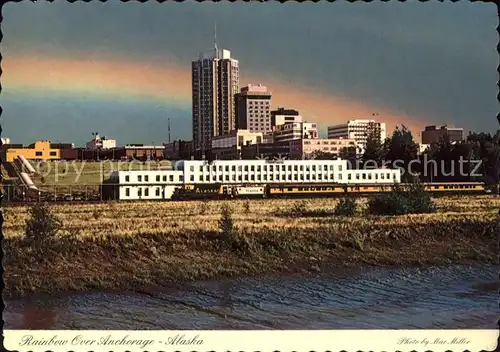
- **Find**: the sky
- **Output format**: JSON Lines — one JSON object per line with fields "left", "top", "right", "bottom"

{"left": 1, "top": 1, "right": 498, "bottom": 147}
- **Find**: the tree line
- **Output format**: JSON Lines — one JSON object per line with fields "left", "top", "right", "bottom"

{"left": 311, "top": 126, "right": 500, "bottom": 190}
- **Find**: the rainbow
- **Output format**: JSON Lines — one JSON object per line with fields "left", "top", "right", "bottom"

{"left": 3, "top": 53, "right": 428, "bottom": 136}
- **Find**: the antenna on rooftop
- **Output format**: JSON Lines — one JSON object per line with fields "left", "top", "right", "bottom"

{"left": 168, "top": 117, "right": 171, "bottom": 143}
{"left": 214, "top": 21, "right": 218, "bottom": 53}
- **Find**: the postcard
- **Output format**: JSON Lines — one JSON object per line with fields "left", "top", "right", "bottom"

{"left": 1, "top": 1, "right": 498, "bottom": 351}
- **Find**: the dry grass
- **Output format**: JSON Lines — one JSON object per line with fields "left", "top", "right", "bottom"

{"left": 4, "top": 195, "right": 499, "bottom": 239}
{"left": 3, "top": 195, "right": 499, "bottom": 299}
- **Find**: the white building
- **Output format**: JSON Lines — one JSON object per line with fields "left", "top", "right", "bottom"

{"left": 1, "top": 137, "right": 11, "bottom": 145}
{"left": 176, "top": 159, "right": 399, "bottom": 184}
{"left": 86, "top": 134, "right": 116, "bottom": 150}
{"left": 328, "top": 120, "right": 387, "bottom": 155}
{"left": 271, "top": 108, "right": 303, "bottom": 131}
{"left": 105, "top": 159, "right": 401, "bottom": 200}
{"left": 106, "top": 169, "right": 184, "bottom": 200}
{"left": 274, "top": 122, "right": 319, "bottom": 143}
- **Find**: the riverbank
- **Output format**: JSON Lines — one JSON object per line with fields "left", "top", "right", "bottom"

{"left": 4, "top": 196, "right": 499, "bottom": 299}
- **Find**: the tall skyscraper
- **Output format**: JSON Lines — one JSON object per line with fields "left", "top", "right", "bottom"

{"left": 235, "top": 84, "right": 272, "bottom": 134}
{"left": 192, "top": 31, "right": 239, "bottom": 157}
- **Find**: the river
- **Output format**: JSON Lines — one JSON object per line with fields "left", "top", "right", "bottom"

{"left": 4, "top": 265, "right": 498, "bottom": 329}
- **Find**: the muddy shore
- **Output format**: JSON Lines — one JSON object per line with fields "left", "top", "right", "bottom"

{"left": 4, "top": 215, "right": 497, "bottom": 299}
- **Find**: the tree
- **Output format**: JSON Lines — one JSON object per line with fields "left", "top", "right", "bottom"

{"left": 25, "top": 202, "right": 62, "bottom": 241}
{"left": 467, "top": 130, "right": 500, "bottom": 190}
{"left": 423, "top": 132, "right": 474, "bottom": 182}
{"left": 384, "top": 125, "right": 419, "bottom": 182}
{"left": 362, "top": 129, "right": 385, "bottom": 168}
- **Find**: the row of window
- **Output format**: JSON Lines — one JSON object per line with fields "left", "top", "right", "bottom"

{"left": 189, "top": 164, "right": 343, "bottom": 172}
{"left": 33, "top": 151, "right": 57, "bottom": 156}
{"left": 124, "top": 187, "right": 163, "bottom": 197}
{"left": 122, "top": 171, "right": 397, "bottom": 183}
{"left": 123, "top": 171, "right": 397, "bottom": 185}
{"left": 440, "top": 184, "right": 479, "bottom": 189}
{"left": 350, "top": 173, "right": 396, "bottom": 181}
{"left": 303, "top": 140, "right": 356, "bottom": 146}
{"left": 248, "top": 116, "right": 268, "bottom": 120}
{"left": 188, "top": 173, "right": 341, "bottom": 183}
{"left": 124, "top": 174, "right": 184, "bottom": 183}
{"left": 304, "top": 147, "right": 346, "bottom": 151}
{"left": 279, "top": 186, "right": 385, "bottom": 192}
{"left": 249, "top": 124, "right": 269, "bottom": 129}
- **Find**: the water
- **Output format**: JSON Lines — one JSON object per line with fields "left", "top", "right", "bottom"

{"left": 5, "top": 265, "right": 499, "bottom": 329}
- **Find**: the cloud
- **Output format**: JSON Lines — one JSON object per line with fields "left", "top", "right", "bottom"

{"left": 3, "top": 54, "right": 428, "bottom": 144}
{"left": 2, "top": 0, "right": 497, "bottom": 145}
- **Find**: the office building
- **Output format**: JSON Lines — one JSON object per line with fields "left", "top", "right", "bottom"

{"left": 211, "top": 129, "right": 263, "bottom": 160}
{"left": 241, "top": 141, "right": 291, "bottom": 160}
{"left": 289, "top": 138, "right": 357, "bottom": 159}
{"left": 86, "top": 133, "right": 116, "bottom": 150}
{"left": 271, "top": 107, "right": 302, "bottom": 131}
{"left": 105, "top": 159, "right": 401, "bottom": 201}
{"left": 274, "top": 122, "right": 319, "bottom": 143}
{"left": 235, "top": 84, "right": 272, "bottom": 134}
{"left": 421, "top": 125, "right": 464, "bottom": 144}
{"left": 192, "top": 41, "right": 239, "bottom": 157}
{"left": 328, "top": 120, "right": 386, "bottom": 155}
{"left": 164, "top": 140, "right": 193, "bottom": 160}
{"left": 5, "top": 140, "right": 69, "bottom": 162}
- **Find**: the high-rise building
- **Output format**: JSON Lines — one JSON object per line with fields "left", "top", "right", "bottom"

{"left": 328, "top": 120, "right": 386, "bottom": 155}
{"left": 421, "top": 125, "right": 464, "bottom": 144}
{"left": 192, "top": 38, "right": 239, "bottom": 158}
{"left": 235, "top": 84, "right": 272, "bottom": 134}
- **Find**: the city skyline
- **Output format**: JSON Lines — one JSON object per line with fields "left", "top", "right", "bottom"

{"left": 1, "top": 1, "right": 497, "bottom": 146}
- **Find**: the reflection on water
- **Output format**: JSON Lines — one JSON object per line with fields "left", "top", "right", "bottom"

{"left": 5, "top": 265, "right": 499, "bottom": 329}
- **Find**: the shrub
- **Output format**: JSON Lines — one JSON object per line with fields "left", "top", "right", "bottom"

{"left": 243, "top": 200, "right": 250, "bottom": 212}
{"left": 25, "top": 202, "right": 61, "bottom": 241}
{"left": 199, "top": 201, "right": 209, "bottom": 215}
{"left": 406, "top": 181, "right": 436, "bottom": 214}
{"left": 290, "top": 201, "right": 307, "bottom": 216}
{"left": 218, "top": 204, "right": 251, "bottom": 254}
{"left": 367, "top": 182, "right": 436, "bottom": 215}
{"left": 334, "top": 197, "right": 357, "bottom": 216}
{"left": 92, "top": 210, "right": 101, "bottom": 220}
{"left": 350, "top": 233, "right": 365, "bottom": 251}
{"left": 219, "top": 204, "right": 234, "bottom": 238}
{"left": 367, "top": 191, "right": 410, "bottom": 216}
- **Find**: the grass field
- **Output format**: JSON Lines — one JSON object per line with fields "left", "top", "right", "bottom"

{"left": 4, "top": 195, "right": 498, "bottom": 298}
{"left": 4, "top": 195, "right": 500, "bottom": 238}
{"left": 28, "top": 160, "right": 172, "bottom": 191}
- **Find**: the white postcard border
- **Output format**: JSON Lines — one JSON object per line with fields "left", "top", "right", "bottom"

{"left": 3, "top": 329, "right": 498, "bottom": 352}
